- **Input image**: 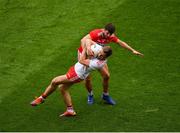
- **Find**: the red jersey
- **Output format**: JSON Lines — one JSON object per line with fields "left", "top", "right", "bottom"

{"left": 78, "top": 29, "right": 119, "bottom": 53}
{"left": 89, "top": 29, "right": 119, "bottom": 45}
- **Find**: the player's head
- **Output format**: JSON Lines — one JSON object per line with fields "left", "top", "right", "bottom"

{"left": 97, "top": 46, "right": 112, "bottom": 60}
{"left": 102, "top": 23, "right": 115, "bottom": 38}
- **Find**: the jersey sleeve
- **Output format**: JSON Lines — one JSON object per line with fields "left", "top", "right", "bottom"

{"left": 110, "top": 35, "right": 119, "bottom": 43}
{"left": 89, "top": 29, "right": 99, "bottom": 41}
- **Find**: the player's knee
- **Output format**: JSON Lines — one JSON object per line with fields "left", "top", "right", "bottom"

{"left": 103, "top": 73, "right": 110, "bottom": 80}
{"left": 51, "top": 78, "right": 59, "bottom": 87}
{"left": 85, "top": 78, "right": 91, "bottom": 82}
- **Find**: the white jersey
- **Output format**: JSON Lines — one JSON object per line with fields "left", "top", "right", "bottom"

{"left": 91, "top": 43, "right": 103, "bottom": 57}
{"left": 74, "top": 58, "right": 107, "bottom": 79}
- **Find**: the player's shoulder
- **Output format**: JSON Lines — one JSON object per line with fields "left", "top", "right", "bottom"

{"left": 110, "top": 33, "right": 119, "bottom": 41}
{"left": 89, "top": 29, "right": 102, "bottom": 39}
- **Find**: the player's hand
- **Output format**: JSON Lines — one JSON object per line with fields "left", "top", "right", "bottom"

{"left": 132, "top": 50, "right": 144, "bottom": 57}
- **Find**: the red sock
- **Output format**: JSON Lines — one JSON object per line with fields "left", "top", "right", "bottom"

{"left": 41, "top": 93, "right": 47, "bottom": 99}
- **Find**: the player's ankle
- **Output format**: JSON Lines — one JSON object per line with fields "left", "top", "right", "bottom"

{"left": 67, "top": 105, "right": 74, "bottom": 112}
{"left": 103, "top": 92, "right": 109, "bottom": 96}
{"left": 88, "top": 90, "right": 93, "bottom": 96}
{"left": 41, "top": 93, "right": 47, "bottom": 99}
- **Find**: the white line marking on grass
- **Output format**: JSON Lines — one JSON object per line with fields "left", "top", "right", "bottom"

{"left": 145, "top": 108, "right": 159, "bottom": 113}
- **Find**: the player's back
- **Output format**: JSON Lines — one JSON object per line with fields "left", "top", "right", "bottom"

{"left": 75, "top": 58, "right": 106, "bottom": 79}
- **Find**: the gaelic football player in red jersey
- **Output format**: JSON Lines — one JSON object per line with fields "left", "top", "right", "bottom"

{"left": 78, "top": 23, "right": 143, "bottom": 105}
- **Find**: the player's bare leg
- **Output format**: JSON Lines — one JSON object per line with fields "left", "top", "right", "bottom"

{"left": 30, "top": 75, "right": 72, "bottom": 106}
{"left": 99, "top": 64, "right": 110, "bottom": 93}
{"left": 59, "top": 84, "right": 76, "bottom": 117}
{"left": 78, "top": 50, "right": 94, "bottom": 104}
{"left": 99, "top": 64, "right": 116, "bottom": 105}
{"left": 85, "top": 75, "right": 93, "bottom": 93}
{"left": 85, "top": 75, "right": 94, "bottom": 104}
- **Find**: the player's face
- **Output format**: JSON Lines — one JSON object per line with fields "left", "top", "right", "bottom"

{"left": 97, "top": 50, "right": 106, "bottom": 60}
{"left": 102, "top": 30, "right": 111, "bottom": 38}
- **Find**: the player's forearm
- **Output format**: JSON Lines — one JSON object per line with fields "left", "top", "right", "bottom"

{"left": 118, "top": 40, "right": 135, "bottom": 52}
{"left": 81, "top": 38, "right": 86, "bottom": 49}
{"left": 79, "top": 59, "right": 89, "bottom": 67}
{"left": 79, "top": 48, "right": 90, "bottom": 67}
{"left": 79, "top": 47, "right": 87, "bottom": 60}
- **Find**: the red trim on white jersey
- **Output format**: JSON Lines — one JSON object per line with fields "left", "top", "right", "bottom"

{"left": 66, "top": 66, "right": 82, "bottom": 83}
{"left": 78, "top": 46, "right": 83, "bottom": 53}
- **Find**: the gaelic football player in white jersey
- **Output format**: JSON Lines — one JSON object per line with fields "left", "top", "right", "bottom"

{"left": 30, "top": 44, "right": 112, "bottom": 117}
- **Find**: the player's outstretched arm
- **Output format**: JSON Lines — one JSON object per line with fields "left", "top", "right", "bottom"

{"left": 117, "top": 39, "right": 144, "bottom": 56}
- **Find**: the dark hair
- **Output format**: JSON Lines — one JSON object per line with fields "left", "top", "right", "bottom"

{"left": 105, "top": 23, "right": 115, "bottom": 35}
{"left": 103, "top": 46, "right": 112, "bottom": 58}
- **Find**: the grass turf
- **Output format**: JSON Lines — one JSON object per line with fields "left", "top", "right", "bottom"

{"left": 0, "top": 0, "right": 180, "bottom": 131}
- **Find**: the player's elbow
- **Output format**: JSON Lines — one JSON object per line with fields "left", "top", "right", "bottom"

{"left": 81, "top": 38, "right": 84, "bottom": 44}
{"left": 81, "top": 37, "right": 89, "bottom": 44}
{"left": 81, "top": 38, "right": 86, "bottom": 48}
{"left": 81, "top": 35, "right": 91, "bottom": 47}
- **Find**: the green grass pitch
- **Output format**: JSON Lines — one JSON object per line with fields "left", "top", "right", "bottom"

{"left": 0, "top": 0, "right": 180, "bottom": 131}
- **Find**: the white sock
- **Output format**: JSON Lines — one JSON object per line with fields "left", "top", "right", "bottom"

{"left": 39, "top": 96, "right": 45, "bottom": 100}
{"left": 103, "top": 92, "right": 109, "bottom": 96}
{"left": 88, "top": 90, "right": 93, "bottom": 96}
{"left": 67, "top": 106, "right": 74, "bottom": 112}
